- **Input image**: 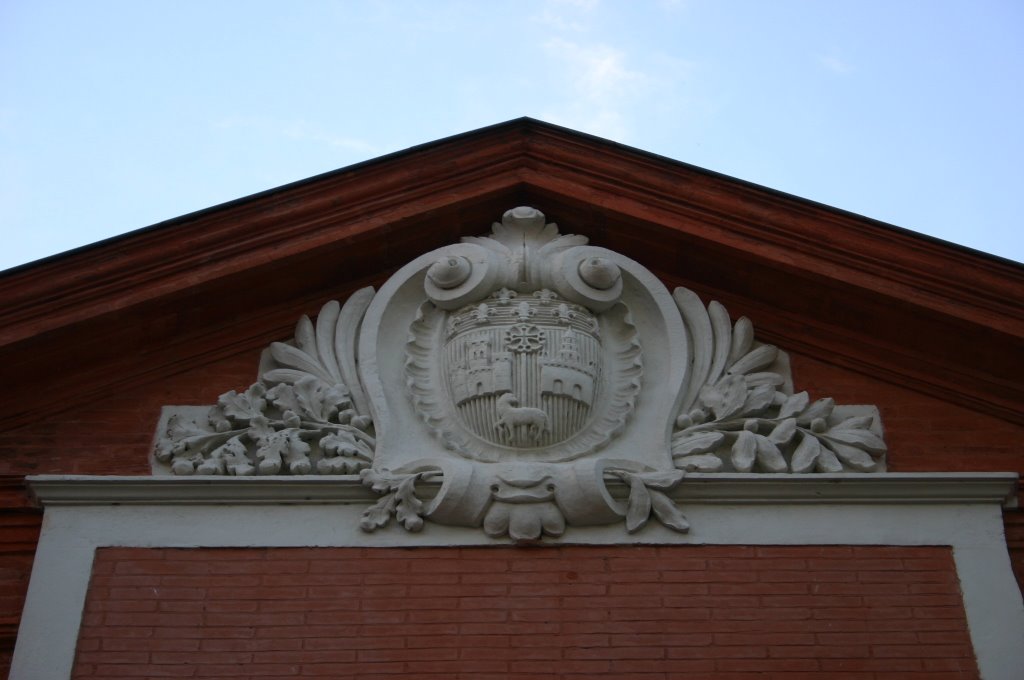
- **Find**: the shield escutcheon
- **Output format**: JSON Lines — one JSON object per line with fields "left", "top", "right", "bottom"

{"left": 445, "top": 289, "right": 602, "bottom": 449}
{"left": 406, "top": 284, "right": 642, "bottom": 463}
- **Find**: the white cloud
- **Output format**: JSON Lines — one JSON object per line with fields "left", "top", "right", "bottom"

{"left": 539, "top": 38, "right": 657, "bottom": 139}
{"left": 819, "top": 55, "right": 854, "bottom": 75}
{"left": 546, "top": 38, "right": 650, "bottom": 101}
{"left": 532, "top": 0, "right": 598, "bottom": 33}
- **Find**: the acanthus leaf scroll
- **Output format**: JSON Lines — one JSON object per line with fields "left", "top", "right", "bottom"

{"left": 152, "top": 207, "right": 887, "bottom": 541}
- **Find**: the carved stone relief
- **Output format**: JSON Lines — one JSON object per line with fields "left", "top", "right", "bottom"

{"left": 154, "top": 207, "right": 886, "bottom": 541}
{"left": 154, "top": 289, "right": 376, "bottom": 478}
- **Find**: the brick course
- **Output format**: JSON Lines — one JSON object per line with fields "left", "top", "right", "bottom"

{"left": 70, "top": 545, "right": 978, "bottom": 679}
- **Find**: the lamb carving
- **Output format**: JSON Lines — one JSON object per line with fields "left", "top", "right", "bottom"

{"left": 494, "top": 393, "right": 550, "bottom": 444}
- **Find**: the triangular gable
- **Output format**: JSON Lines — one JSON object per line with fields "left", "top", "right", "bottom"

{"left": 2, "top": 119, "right": 1021, "bottom": 436}
{"left": 4, "top": 121, "right": 1024, "bottom": 680}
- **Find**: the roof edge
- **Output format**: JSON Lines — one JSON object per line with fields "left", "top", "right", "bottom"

{"left": 4, "top": 116, "right": 1021, "bottom": 278}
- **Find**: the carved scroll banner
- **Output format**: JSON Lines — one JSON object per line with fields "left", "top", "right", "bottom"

{"left": 154, "top": 207, "right": 886, "bottom": 541}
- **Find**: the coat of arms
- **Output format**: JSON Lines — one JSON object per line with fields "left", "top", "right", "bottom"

{"left": 404, "top": 209, "right": 642, "bottom": 464}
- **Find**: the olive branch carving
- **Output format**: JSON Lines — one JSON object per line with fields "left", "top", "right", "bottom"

{"left": 671, "top": 289, "right": 886, "bottom": 474}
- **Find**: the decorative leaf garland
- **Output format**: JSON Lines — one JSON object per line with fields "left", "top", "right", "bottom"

{"left": 606, "top": 469, "right": 689, "bottom": 533}
{"left": 671, "top": 295, "right": 886, "bottom": 474}
{"left": 359, "top": 469, "right": 431, "bottom": 532}
{"left": 154, "top": 293, "right": 377, "bottom": 476}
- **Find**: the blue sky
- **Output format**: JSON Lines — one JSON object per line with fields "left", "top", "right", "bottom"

{"left": 2, "top": 0, "right": 1023, "bottom": 270}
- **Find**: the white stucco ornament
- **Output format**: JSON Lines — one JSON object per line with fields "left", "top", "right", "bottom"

{"left": 153, "top": 208, "right": 887, "bottom": 541}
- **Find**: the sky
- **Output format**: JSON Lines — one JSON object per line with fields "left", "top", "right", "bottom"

{"left": 2, "top": 0, "right": 1023, "bottom": 271}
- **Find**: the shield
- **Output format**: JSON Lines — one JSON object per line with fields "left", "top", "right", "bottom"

{"left": 406, "top": 285, "right": 642, "bottom": 463}
{"left": 444, "top": 289, "right": 601, "bottom": 448}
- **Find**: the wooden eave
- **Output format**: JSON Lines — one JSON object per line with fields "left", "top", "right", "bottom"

{"left": 1, "top": 118, "right": 1022, "bottom": 430}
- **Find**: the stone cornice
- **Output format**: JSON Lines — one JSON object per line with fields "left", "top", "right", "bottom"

{"left": 27, "top": 472, "right": 1020, "bottom": 509}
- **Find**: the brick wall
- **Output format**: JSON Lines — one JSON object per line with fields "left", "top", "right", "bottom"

{"left": 70, "top": 545, "right": 977, "bottom": 680}
{"left": 0, "top": 349, "right": 262, "bottom": 478}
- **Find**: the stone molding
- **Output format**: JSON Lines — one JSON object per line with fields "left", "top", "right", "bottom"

{"left": 28, "top": 472, "right": 1019, "bottom": 508}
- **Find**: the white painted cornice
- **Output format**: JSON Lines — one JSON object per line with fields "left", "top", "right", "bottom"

{"left": 671, "top": 472, "right": 1019, "bottom": 507}
{"left": 27, "top": 472, "right": 1019, "bottom": 508}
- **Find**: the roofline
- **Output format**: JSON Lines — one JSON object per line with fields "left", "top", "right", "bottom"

{"left": 4, "top": 117, "right": 1020, "bottom": 278}
{"left": 0, "top": 117, "right": 529, "bottom": 277}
